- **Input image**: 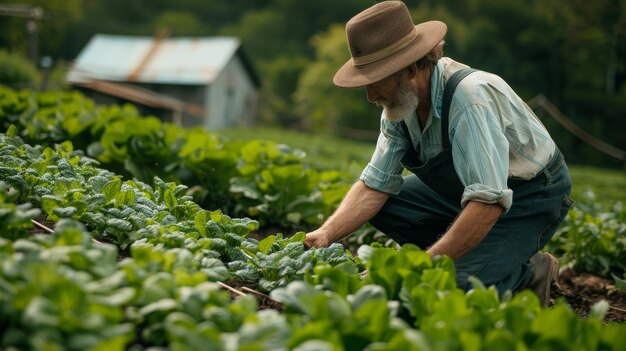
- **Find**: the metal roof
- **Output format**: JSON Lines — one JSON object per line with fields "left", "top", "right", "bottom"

{"left": 67, "top": 34, "right": 244, "bottom": 85}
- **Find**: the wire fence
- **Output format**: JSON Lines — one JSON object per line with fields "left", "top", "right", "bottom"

{"left": 527, "top": 94, "right": 626, "bottom": 171}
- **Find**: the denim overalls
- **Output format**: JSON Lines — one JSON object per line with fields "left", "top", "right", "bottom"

{"left": 370, "top": 69, "right": 573, "bottom": 296}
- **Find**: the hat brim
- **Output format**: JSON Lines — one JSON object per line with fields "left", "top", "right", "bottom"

{"left": 333, "top": 21, "right": 447, "bottom": 88}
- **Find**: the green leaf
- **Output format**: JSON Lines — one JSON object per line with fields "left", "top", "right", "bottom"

{"left": 229, "top": 178, "right": 261, "bottom": 199}
{"left": 384, "top": 329, "right": 432, "bottom": 351}
{"left": 349, "top": 284, "right": 386, "bottom": 311}
{"left": 271, "top": 281, "right": 350, "bottom": 322}
{"left": 589, "top": 300, "right": 609, "bottom": 320}
{"left": 289, "top": 231, "right": 306, "bottom": 243}
{"left": 6, "top": 124, "right": 18, "bottom": 137}
{"left": 102, "top": 287, "right": 136, "bottom": 307}
{"left": 292, "top": 340, "right": 335, "bottom": 351}
{"left": 115, "top": 190, "right": 136, "bottom": 207}
{"left": 139, "top": 298, "right": 179, "bottom": 317}
{"left": 286, "top": 212, "right": 302, "bottom": 224}
{"left": 164, "top": 189, "right": 177, "bottom": 210}
{"left": 612, "top": 273, "right": 626, "bottom": 291}
{"left": 259, "top": 235, "right": 277, "bottom": 254}
{"left": 356, "top": 245, "right": 375, "bottom": 264}
{"left": 53, "top": 206, "right": 77, "bottom": 218}
{"left": 194, "top": 210, "right": 211, "bottom": 236}
{"left": 467, "top": 275, "right": 487, "bottom": 290}
{"left": 422, "top": 268, "right": 456, "bottom": 290}
{"left": 288, "top": 321, "right": 342, "bottom": 350}
{"left": 22, "top": 297, "right": 60, "bottom": 327}
{"left": 362, "top": 248, "right": 406, "bottom": 298}
{"left": 466, "top": 287, "right": 500, "bottom": 311}
{"left": 0, "top": 166, "right": 20, "bottom": 178}
{"left": 87, "top": 333, "right": 132, "bottom": 351}
{"left": 228, "top": 261, "right": 259, "bottom": 282}
{"left": 484, "top": 329, "right": 518, "bottom": 350}
{"left": 106, "top": 218, "right": 133, "bottom": 232}
{"left": 101, "top": 178, "right": 122, "bottom": 202}
{"left": 40, "top": 195, "right": 62, "bottom": 214}
{"left": 530, "top": 302, "right": 576, "bottom": 343}
{"left": 351, "top": 298, "right": 391, "bottom": 342}
{"left": 200, "top": 258, "right": 229, "bottom": 281}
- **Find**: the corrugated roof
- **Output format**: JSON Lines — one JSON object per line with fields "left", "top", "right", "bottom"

{"left": 67, "top": 34, "right": 242, "bottom": 85}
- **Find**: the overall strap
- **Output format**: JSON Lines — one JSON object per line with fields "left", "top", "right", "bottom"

{"left": 400, "top": 67, "right": 478, "bottom": 150}
{"left": 441, "top": 68, "right": 478, "bottom": 149}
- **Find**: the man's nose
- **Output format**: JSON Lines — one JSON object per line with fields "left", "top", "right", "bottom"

{"left": 366, "top": 85, "right": 379, "bottom": 103}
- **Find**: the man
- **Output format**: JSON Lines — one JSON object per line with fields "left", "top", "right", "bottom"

{"left": 305, "top": 1, "right": 573, "bottom": 306}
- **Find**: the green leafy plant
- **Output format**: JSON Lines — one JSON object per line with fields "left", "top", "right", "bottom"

{"left": 0, "top": 50, "right": 39, "bottom": 88}
{"left": 547, "top": 202, "right": 626, "bottom": 278}
{"left": 0, "top": 85, "right": 352, "bottom": 229}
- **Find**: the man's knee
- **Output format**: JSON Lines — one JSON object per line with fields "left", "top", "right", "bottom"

{"left": 370, "top": 213, "right": 448, "bottom": 248}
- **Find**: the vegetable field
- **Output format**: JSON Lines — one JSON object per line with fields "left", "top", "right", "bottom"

{"left": 1, "top": 86, "right": 625, "bottom": 350}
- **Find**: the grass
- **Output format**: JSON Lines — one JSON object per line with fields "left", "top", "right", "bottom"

{"left": 220, "top": 126, "right": 375, "bottom": 179}
{"left": 568, "top": 164, "right": 626, "bottom": 208}
{"left": 221, "top": 126, "right": 626, "bottom": 208}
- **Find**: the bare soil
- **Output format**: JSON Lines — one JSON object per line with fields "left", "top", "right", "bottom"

{"left": 551, "top": 269, "right": 626, "bottom": 323}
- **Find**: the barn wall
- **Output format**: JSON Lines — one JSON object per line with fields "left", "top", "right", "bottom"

{"left": 136, "top": 83, "right": 206, "bottom": 127}
{"left": 204, "top": 55, "right": 257, "bottom": 130}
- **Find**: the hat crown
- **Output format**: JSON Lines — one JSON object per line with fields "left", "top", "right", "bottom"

{"left": 333, "top": 1, "right": 447, "bottom": 88}
{"left": 346, "top": 1, "right": 416, "bottom": 62}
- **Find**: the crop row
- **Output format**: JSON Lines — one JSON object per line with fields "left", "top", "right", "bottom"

{"left": 547, "top": 201, "right": 626, "bottom": 285}
{"left": 0, "top": 131, "right": 360, "bottom": 294}
{"left": 2, "top": 179, "right": 624, "bottom": 350}
{"left": 0, "top": 85, "right": 351, "bottom": 230}
{"left": 3, "top": 129, "right": 626, "bottom": 349}
{"left": 3, "top": 82, "right": 626, "bottom": 279}
{"left": 2, "top": 85, "right": 626, "bottom": 282}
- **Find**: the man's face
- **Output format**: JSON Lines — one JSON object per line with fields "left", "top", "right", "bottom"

{"left": 366, "top": 71, "right": 419, "bottom": 122}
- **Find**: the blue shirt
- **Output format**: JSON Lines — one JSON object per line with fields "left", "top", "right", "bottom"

{"left": 360, "top": 58, "right": 556, "bottom": 212}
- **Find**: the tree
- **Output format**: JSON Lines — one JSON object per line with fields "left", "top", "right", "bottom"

{"left": 0, "top": 50, "right": 38, "bottom": 88}
{"left": 294, "top": 24, "right": 380, "bottom": 137}
{"left": 151, "top": 11, "right": 208, "bottom": 36}
{"left": 0, "top": 0, "right": 82, "bottom": 62}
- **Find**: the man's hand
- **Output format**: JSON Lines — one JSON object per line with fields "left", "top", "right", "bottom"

{"left": 304, "top": 228, "right": 331, "bottom": 248}
{"left": 303, "top": 180, "right": 389, "bottom": 249}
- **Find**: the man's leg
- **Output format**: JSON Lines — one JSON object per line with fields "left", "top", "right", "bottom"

{"left": 370, "top": 165, "right": 572, "bottom": 301}
{"left": 454, "top": 164, "right": 573, "bottom": 298}
{"left": 370, "top": 174, "right": 460, "bottom": 249}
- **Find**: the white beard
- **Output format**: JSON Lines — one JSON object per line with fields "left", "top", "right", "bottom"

{"left": 378, "top": 83, "right": 419, "bottom": 122}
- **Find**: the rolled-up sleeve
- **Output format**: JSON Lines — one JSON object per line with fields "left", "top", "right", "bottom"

{"left": 360, "top": 117, "right": 408, "bottom": 195}
{"left": 451, "top": 103, "right": 513, "bottom": 212}
{"left": 462, "top": 184, "right": 513, "bottom": 211}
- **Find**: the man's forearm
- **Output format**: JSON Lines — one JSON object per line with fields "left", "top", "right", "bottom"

{"left": 427, "top": 201, "right": 504, "bottom": 260}
{"left": 316, "top": 180, "right": 389, "bottom": 244}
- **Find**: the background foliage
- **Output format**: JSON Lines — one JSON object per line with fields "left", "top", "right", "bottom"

{"left": 0, "top": 50, "right": 38, "bottom": 88}
{"left": 1, "top": 0, "right": 625, "bottom": 168}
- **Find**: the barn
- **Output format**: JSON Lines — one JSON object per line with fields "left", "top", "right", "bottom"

{"left": 66, "top": 34, "right": 260, "bottom": 129}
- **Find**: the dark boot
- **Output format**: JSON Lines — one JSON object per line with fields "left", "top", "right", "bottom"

{"left": 526, "top": 252, "right": 559, "bottom": 307}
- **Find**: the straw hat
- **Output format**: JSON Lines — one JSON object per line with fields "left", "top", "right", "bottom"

{"left": 333, "top": 1, "right": 447, "bottom": 88}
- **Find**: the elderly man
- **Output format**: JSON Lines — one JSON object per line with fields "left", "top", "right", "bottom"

{"left": 305, "top": 1, "right": 573, "bottom": 306}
